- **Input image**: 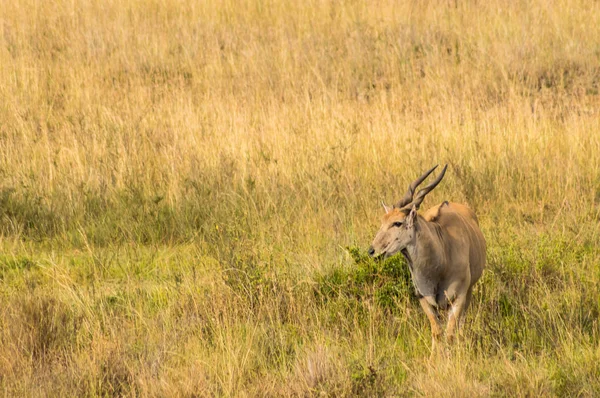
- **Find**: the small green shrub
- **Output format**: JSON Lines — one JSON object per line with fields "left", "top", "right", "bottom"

{"left": 315, "top": 246, "right": 415, "bottom": 312}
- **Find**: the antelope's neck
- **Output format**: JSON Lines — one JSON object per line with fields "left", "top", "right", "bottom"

{"left": 409, "top": 217, "right": 446, "bottom": 272}
{"left": 403, "top": 217, "right": 447, "bottom": 299}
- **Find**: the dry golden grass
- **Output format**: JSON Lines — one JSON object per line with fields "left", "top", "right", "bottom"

{"left": 1, "top": 0, "right": 600, "bottom": 396}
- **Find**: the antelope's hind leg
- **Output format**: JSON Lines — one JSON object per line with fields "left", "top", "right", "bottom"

{"left": 460, "top": 287, "right": 474, "bottom": 334}
{"left": 445, "top": 288, "right": 471, "bottom": 343}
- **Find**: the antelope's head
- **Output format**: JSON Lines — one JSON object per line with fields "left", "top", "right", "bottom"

{"left": 368, "top": 165, "right": 447, "bottom": 258}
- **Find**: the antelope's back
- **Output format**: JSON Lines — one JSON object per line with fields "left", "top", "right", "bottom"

{"left": 425, "top": 202, "right": 487, "bottom": 285}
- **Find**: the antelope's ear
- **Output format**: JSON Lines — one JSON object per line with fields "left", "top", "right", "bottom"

{"left": 406, "top": 205, "right": 417, "bottom": 229}
{"left": 381, "top": 201, "right": 391, "bottom": 214}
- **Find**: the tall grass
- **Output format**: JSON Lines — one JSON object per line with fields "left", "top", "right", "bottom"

{"left": 1, "top": 0, "right": 600, "bottom": 395}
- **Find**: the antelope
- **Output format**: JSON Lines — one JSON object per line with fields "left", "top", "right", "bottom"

{"left": 368, "top": 165, "right": 486, "bottom": 347}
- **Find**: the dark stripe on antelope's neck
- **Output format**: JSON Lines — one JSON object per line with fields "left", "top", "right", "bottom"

{"left": 401, "top": 248, "right": 413, "bottom": 271}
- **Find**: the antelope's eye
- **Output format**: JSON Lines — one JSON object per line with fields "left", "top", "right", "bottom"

{"left": 392, "top": 221, "right": 403, "bottom": 228}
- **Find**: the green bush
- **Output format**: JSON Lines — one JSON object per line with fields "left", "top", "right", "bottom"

{"left": 315, "top": 246, "right": 415, "bottom": 312}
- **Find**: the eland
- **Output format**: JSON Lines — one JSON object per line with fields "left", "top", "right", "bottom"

{"left": 368, "top": 165, "right": 486, "bottom": 347}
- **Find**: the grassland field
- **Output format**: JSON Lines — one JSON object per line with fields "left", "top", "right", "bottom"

{"left": 1, "top": 0, "right": 600, "bottom": 396}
